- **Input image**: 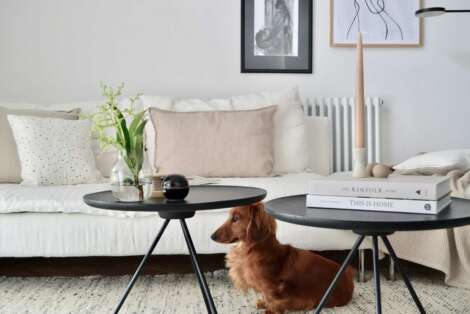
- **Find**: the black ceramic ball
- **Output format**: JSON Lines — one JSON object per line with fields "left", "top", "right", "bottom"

{"left": 162, "top": 174, "right": 189, "bottom": 200}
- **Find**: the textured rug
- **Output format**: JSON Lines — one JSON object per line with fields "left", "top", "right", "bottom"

{"left": 0, "top": 270, "right": 469, "bottom": 313}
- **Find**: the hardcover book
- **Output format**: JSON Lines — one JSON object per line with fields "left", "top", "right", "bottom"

{"left": 306, "top": 194, "right": 451, "bottom": 215}
{"left": 308, "top": 175, "right": 450, "bottom": 201}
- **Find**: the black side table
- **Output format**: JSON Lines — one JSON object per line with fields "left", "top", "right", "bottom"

{"left": 84, "top": 186, "right": 266, "bottom": 314}
{"left": 265, "top": 195, "right": 470, "bottom": 314}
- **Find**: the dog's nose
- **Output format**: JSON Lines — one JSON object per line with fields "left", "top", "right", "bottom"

{"left": 211, "top": 233, "right": 218, "bottom": 241}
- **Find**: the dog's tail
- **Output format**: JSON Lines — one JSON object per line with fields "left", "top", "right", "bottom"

{"left": 338, "top": 266, "right": 356, "bottom": 306}
{"left": 325, "top": 265, "right": 355, "bottom": 308}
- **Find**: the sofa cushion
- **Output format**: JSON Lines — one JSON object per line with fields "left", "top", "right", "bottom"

{"left": 149, "top": 106, "right": 276, "bottom": 177}
{"left": 0, "top": 106, "right": 81, "bottom": 183}
{"left": 7, "top": 115, "right": 102, "bottom": 185}
{"left": 46, "top": 101, "right": 126, "bottom": 178}
{"left": 394, "top": 150, "right": 470, "bottom": 175}
{"left": 0, "top": 173, "right": 366, "bottom": 257}
{"left": 0, "top": 101, "right": 131, "bottom": 178}
{"left": 141, "top": 87, "right": 308, "bottom": 174}
{"left": 0, "top": 173, "right": 322, "bottom": 217}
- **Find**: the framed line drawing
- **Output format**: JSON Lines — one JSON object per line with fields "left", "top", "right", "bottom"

{"left": 330, "top": 0, "right": 422, "bottom": 47}
{"left": 241, "top": 0, "right": 313, "bottom": 73}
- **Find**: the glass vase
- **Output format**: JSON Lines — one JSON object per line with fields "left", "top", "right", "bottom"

{"left": 138, "top": 148, "right": 153, "bottom": 200}
{"left": 110, "top": 151, "right": 142, "bottom": 202}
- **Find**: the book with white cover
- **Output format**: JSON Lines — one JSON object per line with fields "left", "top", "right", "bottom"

{"left": 306, "top": 194, "right": 451, "bottom": 215}
{"left": 308, "top": 175, "right": 450, "bottom": 201}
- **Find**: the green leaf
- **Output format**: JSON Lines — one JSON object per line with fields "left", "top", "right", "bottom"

{"left": 133, "top": 120, "right": 147, "bottom": 137}
{"left": 129, "top": 119, "right": 147, "bottom": 154}
{"left": 134, "top": 135, "right": 144, "bottom": 171}
{"left": 121, "top": 122, "right": 131, "bottom": 154}
{"left": 115, "top": 129, "right": 124, "bottom": 147}
{"left": 113, "top": 106, "right": 131, "bottom": 154}
{"left": 129, "top": 110, "right": 146, "bottom": 135}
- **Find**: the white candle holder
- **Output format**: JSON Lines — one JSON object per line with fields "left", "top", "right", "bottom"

{"left": 352, "top": 147, "right": 370, "bottom": 178}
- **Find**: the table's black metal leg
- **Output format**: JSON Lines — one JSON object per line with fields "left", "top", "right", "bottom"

{"left": 381, "top": 236, "right": 426, "bottom": 314}
{"left": 372, "top": 236, "right": 382, "bottom": 314}
{"left": 180, "top": 219, "right": 218, "bottom": 314}
{"left": 113, "top": 219, "right": 170, "bottom": 314}
{"left": 314, "top": 234, "right": 365, "bottom": 314}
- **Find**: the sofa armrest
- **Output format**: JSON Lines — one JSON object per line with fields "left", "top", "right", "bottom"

{"left": 305, "top": 116, "right": 332, "bottom": 176}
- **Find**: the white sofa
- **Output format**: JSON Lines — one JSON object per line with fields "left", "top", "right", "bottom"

{"left": 0, "top": 94, "right": 363, "bottom": 258}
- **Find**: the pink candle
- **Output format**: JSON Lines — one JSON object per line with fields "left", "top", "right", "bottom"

{"left": 355, "top": 32, "right": 365, "bottom": 148}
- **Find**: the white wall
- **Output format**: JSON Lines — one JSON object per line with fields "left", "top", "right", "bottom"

{"left": 1, "top": 0, "right": 469, "bottom": 164}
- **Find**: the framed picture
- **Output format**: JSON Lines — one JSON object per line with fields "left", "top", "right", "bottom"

{"left": 330, "top": 0, "right": 422, "bottom": 47}
{"left": 241, "top": 0, "right": 313, "bottom": 73}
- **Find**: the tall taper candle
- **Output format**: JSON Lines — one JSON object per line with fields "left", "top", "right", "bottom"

{"left": 352, "top": 32, "right": 369, "bottom": 178}
{"left": 355, "top": 32, "right": 365, "bottom": 148}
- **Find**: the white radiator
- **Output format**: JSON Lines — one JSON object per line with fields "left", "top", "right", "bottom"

{"left": 304, "top": 97, "right": 382, "bottom": 173}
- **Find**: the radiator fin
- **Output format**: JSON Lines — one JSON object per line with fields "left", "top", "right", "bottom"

{"left": 304, "top": 97, "right": 382, "bottom": 173}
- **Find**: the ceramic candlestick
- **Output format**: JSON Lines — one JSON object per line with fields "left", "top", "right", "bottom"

{"left": 353, "top": 148, "right": 369, "bottom": 178}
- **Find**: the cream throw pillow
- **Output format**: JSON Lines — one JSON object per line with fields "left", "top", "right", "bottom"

{"left": 7, "top": 115, "right": 102, "bottom": 186}
{"left": 0, "top": 107, "right": 81, "bottom": 183}
{"left": 394, "top": 150, "right": 470, "bottom": 175}
{"left": 149, "top": 106, "right": 276, "bottom": 177}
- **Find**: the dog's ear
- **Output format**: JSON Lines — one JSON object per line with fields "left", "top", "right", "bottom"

{"left": 246, "top": 202, "right": 276, "bottom": 242}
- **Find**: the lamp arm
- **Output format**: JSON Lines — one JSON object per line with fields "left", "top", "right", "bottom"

{"left": 445, "top": 10, "right": 470, "bottom": 13}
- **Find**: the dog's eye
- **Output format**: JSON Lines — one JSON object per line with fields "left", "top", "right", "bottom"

{"left": 232, "top": 215, "right": 240, "bottom": 222}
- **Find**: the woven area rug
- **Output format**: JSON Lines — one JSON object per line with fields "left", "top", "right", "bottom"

{"left": 1, "top": 270, "right": 469, "bottom": 313}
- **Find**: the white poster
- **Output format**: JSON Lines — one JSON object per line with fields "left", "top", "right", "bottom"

{"left": 332, "top": 0, "right": 421, "bottom": 46}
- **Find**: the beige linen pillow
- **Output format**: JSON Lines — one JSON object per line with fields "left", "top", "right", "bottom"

{"left": 149, "top": 106, "right": 276, "bottom": 177}
{"left": 0, "top": 107, "right": 80, "bottom": 183}
{"left": 141, "top": 87, "right": 308, "bottom": 174}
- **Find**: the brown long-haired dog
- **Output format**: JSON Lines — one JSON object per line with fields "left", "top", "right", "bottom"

{"left": 211, "top": 203, "right": 354, "bottom": 314}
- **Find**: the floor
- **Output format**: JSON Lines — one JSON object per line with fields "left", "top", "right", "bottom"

{"left": 0, "top": 266, "right": 468, "bottom": 313}
{"left": 1, "top": 253, "right": 468, "bottom": 313}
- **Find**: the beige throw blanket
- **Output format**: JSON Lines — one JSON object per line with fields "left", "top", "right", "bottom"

{"left": 389, "top": 170, "right": 470, "bottom": 288}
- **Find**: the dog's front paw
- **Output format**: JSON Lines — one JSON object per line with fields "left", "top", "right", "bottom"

{"left": 256, "top": 299, "right": 266, "bottom": 309}
{"left": 264, "top": 306, "right": 285, "bottom": 314}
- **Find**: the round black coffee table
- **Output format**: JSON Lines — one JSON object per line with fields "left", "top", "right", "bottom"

{"left": 84, "top": 185, "right": 266, "bottom": 314}
{"left": 266, "top": 195, "right": 470, "bottom": 314}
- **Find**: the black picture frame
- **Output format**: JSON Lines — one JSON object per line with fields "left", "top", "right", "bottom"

{"left": 241, "top": 0, "right": 313, "bottom": 74}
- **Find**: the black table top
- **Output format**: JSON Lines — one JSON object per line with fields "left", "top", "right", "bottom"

{"left": 265, "top": 195, "right": 470, "bottom": 232}
{"left": 83, "top": 185, "right": 267, "bottom": 212}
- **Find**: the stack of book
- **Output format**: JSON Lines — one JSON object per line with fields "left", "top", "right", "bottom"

{"left": 307, "top": 175, "right": 452, "bottom": 215}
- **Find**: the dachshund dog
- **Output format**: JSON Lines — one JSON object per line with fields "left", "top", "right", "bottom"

{"left": 211, "top": 203, "right": 354, "bottom": 314}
